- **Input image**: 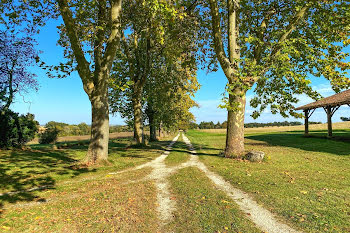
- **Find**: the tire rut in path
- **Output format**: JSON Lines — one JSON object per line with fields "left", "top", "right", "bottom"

{"left": 181, "top": 133, "right": 301, "bottom": 233}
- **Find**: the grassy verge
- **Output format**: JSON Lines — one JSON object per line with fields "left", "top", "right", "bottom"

{"left": 0, "top": 168, "right": 158, "bottom": 232}
{"left": 186, "top": 130, "right": 350, "bottom": 232}
{"left": 165, "top": 167, "right": 259, "bottom": 232}
{"left": 0, "top": 137, "right": 170, "bottom": 207}
{"left": 164, "top": 136, "right": 189, "bottom": 166}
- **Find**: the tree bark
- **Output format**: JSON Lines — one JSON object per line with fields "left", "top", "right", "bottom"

{"left": 149, "top": 114, "right": 157, "bottom": 141}
{"left": 146, "top": 104, "right": 157, "bottom": 141}
{"left": 132, "top": 88, "right": 143, "bottom": 144}
{"left": 86, "top": 88, "right": 109, "bottom": 163}
{"left": 224, "top": 90, "right": 246, "bottom": 157}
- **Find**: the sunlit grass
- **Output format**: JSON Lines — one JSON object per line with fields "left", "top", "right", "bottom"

{"left": 186, "top": 129, "right": 350, "bottom": 232}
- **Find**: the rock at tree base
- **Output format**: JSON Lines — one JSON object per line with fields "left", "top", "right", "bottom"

{"left": 246, "top": 151, "right": 265, "bottom": 162}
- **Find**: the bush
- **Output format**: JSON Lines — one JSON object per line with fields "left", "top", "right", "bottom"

{"left": 0, "top": 109, "right": 38, "bottom": 148}
{"left": 39, "top": 127, "right": 59, "bottom": 144}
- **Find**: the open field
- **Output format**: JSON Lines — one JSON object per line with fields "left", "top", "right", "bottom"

{"left": 28, "top": 132, "right": 134, "bottom": 144}
{"left": 200, "top": 121, "right": 350, "bottom": 134}
{"left": 186, "top": 128, "right": 350, "bottom": 232}
{"left": 1, "top": 127, "right": 350, "bottom": 232}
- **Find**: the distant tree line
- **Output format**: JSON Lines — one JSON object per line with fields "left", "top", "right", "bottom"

{"left": 43, "top": 121, "right": 130, "bottom": 137}
{"left": 340, "top": 117, "right": 350, "bottom": 122}
{"left": 189, "top": 121, "right": 322, "bottom": 130}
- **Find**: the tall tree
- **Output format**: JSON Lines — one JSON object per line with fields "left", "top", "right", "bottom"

{"left": 54, "top": 0, "right": 122, "bottom": 163}
{"left": 1, "top": 0, "right": 123, "bottom": 163}
{"left": 194, "top": 0, "right": 350, "bottom": 157}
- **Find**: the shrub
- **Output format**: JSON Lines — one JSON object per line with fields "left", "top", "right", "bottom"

{"left": 39, "top": 127, "right": 59, "bottom": 144}
{"left": 0, "top": 109, "right": 38, "bottom": 148}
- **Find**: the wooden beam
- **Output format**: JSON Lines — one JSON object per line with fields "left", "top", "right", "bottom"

{"left": 304, "top": 109, "right": 309, "bottom": 136}
{"left": 326, "top": 106, "right": 332, "bottom": 137}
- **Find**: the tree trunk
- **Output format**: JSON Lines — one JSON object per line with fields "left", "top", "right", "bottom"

{"left": 132, "top": 88, "right": 143, "bottom": 144}
{"left": 224, "top": 90, "right": 246, "bottom": 158}
{"left": 86, "top": 92, "right": 109, "bottom": 163}
{"left": 149, "top": 116, "right": 157, "bottom": 141}
{"left": 146, "top": 104, "right": 157, "bottom": 141}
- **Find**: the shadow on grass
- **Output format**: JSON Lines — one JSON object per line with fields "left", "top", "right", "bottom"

{"left": 0, "top": 136, "right": 185, "bottom": 216}
{"left": 0, "top": 147, "right": 95, "bottom": 215}
{"left": 172, "top": 141, "right": 223, "bottom": 157}
{"left": 246, "top": 131, "right": 350, "bottom": 156}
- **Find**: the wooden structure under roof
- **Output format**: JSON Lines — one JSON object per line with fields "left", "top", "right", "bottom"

{"left": 296, "top": 89, "right": 350, "bottom": 137}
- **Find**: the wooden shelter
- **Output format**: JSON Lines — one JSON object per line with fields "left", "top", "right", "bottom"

{"left": 296, "top": 89, "right": 350, "bottom": 137}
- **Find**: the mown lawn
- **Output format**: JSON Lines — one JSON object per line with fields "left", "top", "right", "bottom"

{"left": 186, "top": 129, "right": 350, "bottom": 232}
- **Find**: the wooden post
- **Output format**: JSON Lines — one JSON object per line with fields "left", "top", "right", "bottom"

{"left": 326, "top": 106, "right": 332, "bottom": 137}
{"left": 304, "top": 109, "right": 309, "bottom": 136}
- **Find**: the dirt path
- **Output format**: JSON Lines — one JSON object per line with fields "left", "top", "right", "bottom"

{"left": 6, "top": 132, "right": 300, "bottom": 232}
{"left": 108, "top": 132, "right": 300, "bottom": 232}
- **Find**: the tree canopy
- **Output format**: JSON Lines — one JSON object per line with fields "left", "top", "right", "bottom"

{"left": 189, "top": 0, "right": 350, "bottom": 156}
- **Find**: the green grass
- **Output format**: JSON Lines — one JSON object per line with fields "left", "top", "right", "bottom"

{"left": 186, "top": 129, "right": 350, "bottom": 232}
{"left": 165, "top": 167, "right": 260, "bottom": 232}
{"left": 0, "top": 137, "right": 170, "bottom": 206}
{"left": 164, "top": 137, "right": 189, "bottom": 166}
{"left": 0, "top": 171, "right": 158, "bottom": 232}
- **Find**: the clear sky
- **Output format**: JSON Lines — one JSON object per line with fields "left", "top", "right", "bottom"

{"left": 11, "top": 19, "right": 350, "bottom": 126}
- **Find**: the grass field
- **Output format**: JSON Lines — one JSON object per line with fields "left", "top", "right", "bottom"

{"left": 186, "top": 126, "right": 350, "bottom": 232}
{"left": 0, "top": 135, "right": 171, "bottom": 205}
{"left": 1, "top": 125, "right": 350, "bottom": 232}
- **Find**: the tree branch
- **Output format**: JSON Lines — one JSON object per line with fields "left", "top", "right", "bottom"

{"left": 227, "top": 0, "right": 240, "bottom": 64}
{"left": 93, "top": 0, "right": 107, "bottom": 81}
{"left": 57, "top": 0, "right": 92, "bottom": 95}
{"left": 254, "top": 9, "right": 275, "bottom": 63}
{"left": 102, "top": 0, "right": 122, "bottom": 74}
{"left": 270, "top": 5, "right": 310, "bottom": 57}
{"left": 208, "top": 0, "right": 232, "bottom": 79}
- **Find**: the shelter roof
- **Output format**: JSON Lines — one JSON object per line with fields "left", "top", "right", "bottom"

{"left": 296, "top": 89, "right": 350, "bottom": 110}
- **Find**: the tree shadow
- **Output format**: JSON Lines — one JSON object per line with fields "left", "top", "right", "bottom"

{"left": 173, "top": 141, "right": 223, "bottom": 157}
{"left": 246, "top": 131, "right": 350, "bottom": 156}
{"left": 108, "top": 137, "right": 173, "bottom": 159}
{"left": 0, "top": 147, "right": 95, "bottom": 216}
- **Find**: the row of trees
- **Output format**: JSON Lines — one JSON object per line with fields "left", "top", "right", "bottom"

{"left": 340, "top": 117, "right": 350, "bottom": 122}
{"left": 44, "top": 121, "right": 130, "bottom": 137}
{"left": 1, "top": 0, "right": 349, "bottom": 163}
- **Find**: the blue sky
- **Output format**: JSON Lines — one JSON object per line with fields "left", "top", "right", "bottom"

{"left": 11, "top": 19, "right": 350, "bottom": 125}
